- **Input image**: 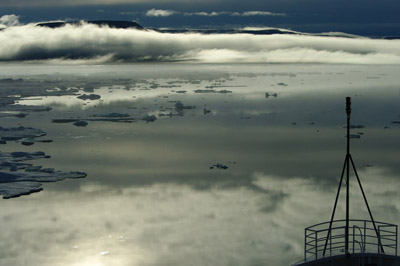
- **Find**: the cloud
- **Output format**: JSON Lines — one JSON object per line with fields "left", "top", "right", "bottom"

{"left": 241, "top": 11, "right": 286, "bottom": 16}
{"left": 146, "top": 8, "right": 176, "bottom": 17}
{"left": 1, "top": 22, "right": 400, "bottom": 64}
{"left": 184, "top": 11, "right": 224, "bottom": 16}
{"left": 0, "top": 14, "right": 20, "bottom": 28}
{"left": 182, "top": 10, "right": 286, "bottom": 17}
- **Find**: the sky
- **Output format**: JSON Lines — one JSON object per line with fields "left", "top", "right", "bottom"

{"left": 1, "top": 0, "right": 400, "bottom": 64}
{"left": 1, "top": 0, "right": 400, "bottom": 36}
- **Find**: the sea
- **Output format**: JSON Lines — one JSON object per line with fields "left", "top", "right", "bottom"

{"left": 0, "top": 63, "right": 399, "bottom": 266}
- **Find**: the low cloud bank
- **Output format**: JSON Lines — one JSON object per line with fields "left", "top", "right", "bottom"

{"left": 1, "top": 22, "right": 400, "bottom": 64}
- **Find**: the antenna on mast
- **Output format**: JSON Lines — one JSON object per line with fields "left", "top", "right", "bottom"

{"left": 322, "top": 97, "right": 384, "bottom": 257}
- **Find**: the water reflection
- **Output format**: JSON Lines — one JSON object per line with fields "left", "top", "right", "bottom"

{"left": 0, "top": 63, "right": 399, "bottom": 266}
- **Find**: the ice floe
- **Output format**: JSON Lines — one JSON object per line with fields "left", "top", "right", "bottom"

{"left": 52, "top": 114, "right": 136, "bottom": 125}
{"left": 194, "top": 89, "right": 232, "bottom": 94}
{"left": 93, "top": 113, "right": 129, "bottom": 118}
{"left": 0, "top": 105, "right": 51, "bottom": 112}
{"left": 265, "top": 92, "right": 278, "bottom": 98}
{"left": 0, "top": 112, "right": 27, "bottom": 118}
{"left": 142, "top": 114, "right": 157, "bottom": 123}
{"left": 210, "top": 163, "right": 229, "bottom": 170}
{"left": 77, "top": 94, "right": 101, "bottom": 100}
{"left": 203, "top": 108, "right": 211, "bottom": 115}
{"left": 175, "top": 101, "right": 195, "bottom": 111}
{"left": 0, "top": 182, "right": 43, "bottom": 199}
{"left": 0, "top": 151, "right": 86, "bottom": 199}
{"left": 73, "top": 120, "right": 89, "bottom": 127}
{"left": 344, "top": 124, "right": 366, "bottom": 129}
{"left": 0, "top": 126, "right": 51, "bottom": 145}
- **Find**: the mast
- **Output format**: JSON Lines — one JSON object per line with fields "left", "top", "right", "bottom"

{"left": 345, "top": 97, "right": 351, "bottom": 256}
{"left": 322, "top": 97, "right": 384, "bottom": 257}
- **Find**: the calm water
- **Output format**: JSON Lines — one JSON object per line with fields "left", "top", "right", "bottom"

{"left": 1, "top": 63, "right": 399, "bottom": 266}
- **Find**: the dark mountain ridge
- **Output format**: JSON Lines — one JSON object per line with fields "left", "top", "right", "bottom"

{"left": 36, "top": 20, "right": 143, "bottom": 29}
{"left": 13, "top": 20, "right": 398, "bottom": 39}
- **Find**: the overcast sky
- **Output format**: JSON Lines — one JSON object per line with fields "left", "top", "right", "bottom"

{"left": 1, "top": 0, "right": 400, "bottom": 36}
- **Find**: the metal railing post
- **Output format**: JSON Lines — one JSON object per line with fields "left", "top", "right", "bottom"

{"left": 353, "top": 226, "right": 355, "bottom": 253}
{"left": 330, "top": 226, "right": 332, "bottom": 256}
{"left": 363, "top": 220, "right": 367, "bottom": 253}
{"left": 315, "top": 231, "right": 318, "bottom": 260}
{"left": 396, "top": 225, "right": 398, "bottom": 256}
{"left": 378, "top": 227, "right": 381, "bottom": 255}
{"left": 304, "top": 229, "right": 307, "bottom": 262}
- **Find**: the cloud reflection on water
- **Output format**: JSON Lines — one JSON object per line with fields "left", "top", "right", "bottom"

{"left": 1, "top": 168, "right": 399, "bottom": 266}
{"left": 0, "top": 63, "right": 399, "bottom": 266}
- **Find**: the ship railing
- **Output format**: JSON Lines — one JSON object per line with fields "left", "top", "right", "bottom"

{"left": 301, "top": 219, "right": 397, "bottom": 263}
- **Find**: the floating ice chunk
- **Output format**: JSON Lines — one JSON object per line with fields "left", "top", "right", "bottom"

{"left": 142, "top": 114, "right": 157, "bottom": 123}
{"left": 8, "top": 151, "right": 46, "bottom": 160}
{"left": 343, "top": 124, "right": 365, "bottom": 129}
{"left": 53, "top": 117, "right": 135, "bottom": 124}
{"left": 194, "top": 89, "right": 216, "bottom": 93}
{"left": 0, "top": 170, "right": 86, "bottom": 183}
{"left": 0, "top": 126, "right": 46, "bottom": 146}
{"left": 210, "top": 163, "right": 229, "bottom": 170}
{"left": 175, "top": 101, "right": 195, "bottom": 111}
{"left": 203, "top": 108, "right": 211, "bottom": 115}
{"left": 0, "top": 105, "right": 51, "bottom": 112}
{"left": 0, "top": 170, "right": 87, "bottom": 199}
{"left": 40, "top": 168, "right": 55, "bottom": 173}
{"left": 25, "top": 165, "right": 42, "bottom": 172}
{"left": 73, "top": 120, "right": 88, "bottom": 127}
{"left": 194, "top": 89, "right": 232, "bottom": 94}
{"left": 218, "top": 89, "right": 232, "bottom": 94}
{"left": 175, "top": 101, "right": 184, "bottom": 110}
{"left": 93, "top": 113, "right": 130, "bottom": 118}
{"left": 83, "top": 87, "right": 95, "bottom": 92}
{"left": 0, "top": 182, "right": 43, "bottom": 199}
{"left": 52, "top": 118, "right": 80, "bottom": 123}
{"left": 21, "top": 139, "right": 35, "bottom": 146}
{"left": 0, "top": 152, "right": 49, "bottom": 171}
{"left": 77, "top": 94, "right": 101, "bottom": 100}
{"left": 0, "top": 112, "right": 27, "bottom": 118}
{"left": 0, "top": 126, "right": 46, "bottom": 142}
{"left": 265, "top": 92, "right": 278, "bottom": 98}
{"left": 36, "top": 139, "right": 53, "bottom": 143}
